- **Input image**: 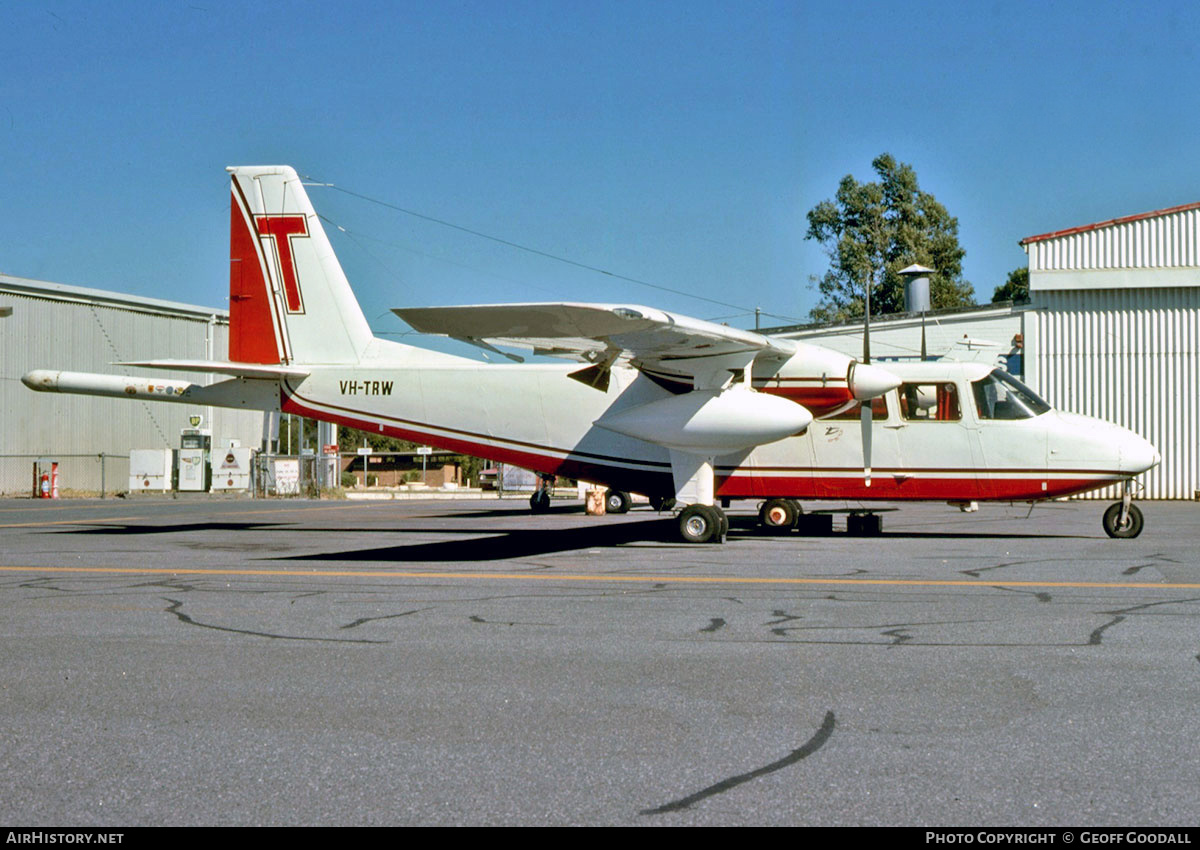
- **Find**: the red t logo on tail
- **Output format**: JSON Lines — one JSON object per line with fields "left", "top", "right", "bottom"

{"left": 255, "top": 215, "right": 309, "bottom": 313}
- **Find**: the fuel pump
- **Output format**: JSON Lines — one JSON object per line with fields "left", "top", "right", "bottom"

{"left": 177, "top": 422, "right": 212, "bottom": 492}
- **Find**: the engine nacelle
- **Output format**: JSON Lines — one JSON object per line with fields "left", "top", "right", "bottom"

{"left": 594, "top": 388, "right": 812, "bottom": 454}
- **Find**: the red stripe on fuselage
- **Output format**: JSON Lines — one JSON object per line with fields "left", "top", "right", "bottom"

{"left": 280, "top": 387, "right": 1122, "bottom": 503}
{"left": 716, "top": 474, "right": 1121, "bottom": 501}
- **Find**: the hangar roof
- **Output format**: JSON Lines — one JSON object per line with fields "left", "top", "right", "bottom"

{"left": 0, "top": 273, "right": 227, "bottom": 322}
{"left": 1021, "top": 198, "right": 1200, "bottom": 286}
{"left": 1020, "top": 201, "right": 1200, "bottom": 246}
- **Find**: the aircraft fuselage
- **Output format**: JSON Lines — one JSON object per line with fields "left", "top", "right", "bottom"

{"left": 275, "top": 357, "right": 1156, "bottom": 505}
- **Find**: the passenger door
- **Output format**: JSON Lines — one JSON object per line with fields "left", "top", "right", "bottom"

{"left": 892, "top": 381, "right": 979, "bottom": 501}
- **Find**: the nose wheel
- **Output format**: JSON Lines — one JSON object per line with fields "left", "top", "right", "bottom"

{"left": 1103, "top": 501, "right": 1144, "bottom": 538}
{"left": 1103, "top": 481, "right": 1145, "bottom": 538}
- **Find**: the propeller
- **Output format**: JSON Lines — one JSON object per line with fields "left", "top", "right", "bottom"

{"left": 854, "top": 263, "right": 933, "bottom": 487}
{"left": 847, "top": 364, "right": 902, "bottom": 489}
{"left": 849, "top": 272, "right": 901, "bottom": 488}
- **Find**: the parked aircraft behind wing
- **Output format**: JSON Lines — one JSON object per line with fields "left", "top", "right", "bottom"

{"left": 22, "top": 166, "right": 1160, "bottom": 542}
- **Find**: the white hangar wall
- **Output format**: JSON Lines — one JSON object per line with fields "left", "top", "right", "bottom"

{"left": 1023, "top": 288, "right": 1200, "bottom": 500}
{"left": 0, "top": 275, "right": 266, "bottom": 495}
{"left": 1023, "top": 202, "right": 1200, "bottom": 500}
{"left": 773, "top": 305, "right": 1024, "bottom": 372}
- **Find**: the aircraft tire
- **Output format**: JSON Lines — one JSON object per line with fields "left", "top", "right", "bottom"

{"left": 605, "top": 489, "right": 632, "bottom": 514}
{"left": 759, "top": 498, "right": 798, "bottom": 533}
{"left": 530, "top": 490, "right": 551, "bottom": 514}
{"left": 1103, "top": 502, "right": 1144, "bottom": 538}
{"left": 679, "top": 504, "right": 721, "bottom": 544}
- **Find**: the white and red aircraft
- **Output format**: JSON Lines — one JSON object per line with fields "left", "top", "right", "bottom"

{"left": 23, "top": 166, "right": 1160, "bottom": 542}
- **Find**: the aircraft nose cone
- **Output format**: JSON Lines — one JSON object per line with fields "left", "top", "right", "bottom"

{"left": 849, "top": 362, "right": 902, "bottom": 400}
{"left": 1121, "top": 433, "right": 1161, "bottom": 475}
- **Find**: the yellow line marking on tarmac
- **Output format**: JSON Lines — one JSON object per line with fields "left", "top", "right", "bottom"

{"left": 0, "top": 515, "right": 149, "bottom": 529}
{"left": 0, "top": 504, "right": 126, "bottom": 513}
{"left": 1, "top": 565, "right": 1199, "bottom": 591}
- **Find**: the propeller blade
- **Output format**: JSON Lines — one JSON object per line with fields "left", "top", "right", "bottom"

{"left": 859, "top": 273, "right": 877, "bottom": 485}
{"left": 863, "top": 281, "right": 871, "bottom": 365}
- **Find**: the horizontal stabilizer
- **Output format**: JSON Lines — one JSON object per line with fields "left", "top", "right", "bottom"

{"left": 117, "top": 359, "right": 311, "bottom": 379}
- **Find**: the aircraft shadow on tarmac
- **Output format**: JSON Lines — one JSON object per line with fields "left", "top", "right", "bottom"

{"left": 48, "top": 516, "right": 1084, "bottom": 562}
{"left": 276, "top": 517, "right": 1082, "bottom": 563}
{"left": 432, "top": 504, "right": 640, "bottom": 519}
{"left": 281, "top": 518, "right": 682, "bottom": 562}
{"left": 52, "top": 521, "right": 292, "bottom": 535}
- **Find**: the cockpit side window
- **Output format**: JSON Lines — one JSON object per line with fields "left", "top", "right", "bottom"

{"left": 899, "top": 383, "right": 960, "bottom": 421}
{"left": 971, "top": 369, "right": 1051, "bottom": 420}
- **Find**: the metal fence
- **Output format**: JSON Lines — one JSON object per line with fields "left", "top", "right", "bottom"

{"left": 252, "top": 454, "right": 315, "bottom": 497}
{"left": 0, "top": 453, "right": 128, "bottom": 497}
{"left": 0, "top": 452, "right": 333, "bottom": 498}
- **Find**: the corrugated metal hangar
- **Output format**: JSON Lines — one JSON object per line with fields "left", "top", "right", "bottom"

{"left": 0, "top": 274, "right": 264, "bottom": 495}
{"left": 1020, "top": 203, "right": 1200, "bottom": 500}
{"left": 768, "top": 201, "right": 1200, "bottom": 500}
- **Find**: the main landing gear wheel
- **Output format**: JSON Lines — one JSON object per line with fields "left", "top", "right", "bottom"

{"left": 529, "top": 489, "right": 551, "bottom": 514}
{"left": 678, "top": 504, "right": 727, "bottom": 544}
{"left": 758, "top": 498, "right": 799, "bottom": 533}
{"left": 1103, "top": 502, "right": 1144, "bottom": 538}
{"left": 605, "top": 489, "right": 632, "bottom": 514}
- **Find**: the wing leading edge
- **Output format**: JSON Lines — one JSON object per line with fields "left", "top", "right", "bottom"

{"left": 393, "top": 302, "right": 797, "bottom": 389}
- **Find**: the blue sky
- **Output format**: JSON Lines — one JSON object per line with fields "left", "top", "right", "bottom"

{"left": 3, "top": 0, "right": 1200, "bottom": 335}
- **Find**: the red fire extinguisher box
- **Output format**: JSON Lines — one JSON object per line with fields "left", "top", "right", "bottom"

{"left": 32, "top": 458, "right": 59, "bottom": 499}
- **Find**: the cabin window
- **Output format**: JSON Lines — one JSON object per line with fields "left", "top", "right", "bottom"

{"left": 899, "top": 382, "right": 961, "bottom": 421}
{"left": 971, "top": 369, "right": 1051, "bottom": 420}
{"left": 826, "top": 396, "right": 888, "bottom": 420}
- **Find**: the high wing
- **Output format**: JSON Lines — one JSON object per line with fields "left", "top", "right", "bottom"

{"left": 393, "top": 302, "right": 797, "bottom": 389}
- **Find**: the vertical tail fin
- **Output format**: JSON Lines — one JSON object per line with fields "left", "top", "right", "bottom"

{"left": 228, "top": 165, "right": 373, "bottom": 365}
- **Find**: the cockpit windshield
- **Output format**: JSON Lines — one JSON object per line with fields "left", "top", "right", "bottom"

{"left": 971, "top": 369, "right": 1052, "bottom": 420}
